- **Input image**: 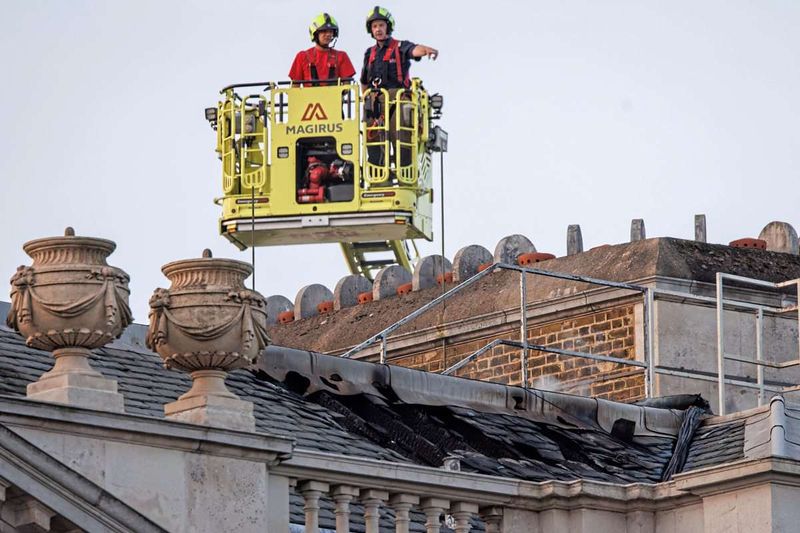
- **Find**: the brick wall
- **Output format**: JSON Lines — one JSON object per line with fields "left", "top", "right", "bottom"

{"left": 390, "top": 304, "right": 645, "bottom": 403}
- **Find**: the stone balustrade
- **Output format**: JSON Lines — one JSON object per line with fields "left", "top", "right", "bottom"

{"left": 271, "top": 448, "right": 690, "bottom": 533}
{"left": 293, "top": 478, "right": 482, "bottom": 533}
{"left": 275, "top": 449, "right": 508, "bottom": 532}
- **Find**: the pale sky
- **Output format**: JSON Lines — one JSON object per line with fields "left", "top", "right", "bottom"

{"left": 2, "top": 1, "right": 799, "bottom": 321}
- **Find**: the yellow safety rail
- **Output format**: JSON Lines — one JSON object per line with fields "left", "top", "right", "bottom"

{"left": 219, "top": 94, "right": 237, "bottom": 194}
{"left": 395, "top": 89, "right": 420, "bottom": 185}
{"left": 362, "top": 80, "right": 431, "bottom": 187}
{"left": 217, "top": 80, "right": 431, "bottom": 194}
{"left": 239, "top": 95, "right": 269, "bottom": 192}
{"left": 217, "top": 91, "right": 269, "bottom": 197}
{"left": 363, "top": 87, "right": 391, "bottom": 185}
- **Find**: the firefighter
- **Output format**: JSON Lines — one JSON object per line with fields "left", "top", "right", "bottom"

{"left": 289, "top": 13, "right": 356, "bottom": 85}
{"left": 360, "top": 6, "right": 438, "bottom": 92}
{"left": 361, "top": 6, "right": 438, "bottom": 175}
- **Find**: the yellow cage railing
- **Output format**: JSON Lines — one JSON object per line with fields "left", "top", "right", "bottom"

{"left": 362, "top": 81, "right": 429, "bottom": 187}
{"left": 217, "top": 91, "right": 269, "bottom": 196}
{"left": 216, "top": 80, "right": 431, "bottom": 197}
{"left": 239, "top": 95, "right": 268, "bottom": 192}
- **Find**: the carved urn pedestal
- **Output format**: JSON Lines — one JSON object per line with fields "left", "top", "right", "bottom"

{"left": 147, "top": 251, "right": 269, "bottom": 432}
{"left": 7, "top": 228, "right": 132, "bottom": 412}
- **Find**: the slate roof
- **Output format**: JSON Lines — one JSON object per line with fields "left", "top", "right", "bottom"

{"left": 682, "top": 420, "right": 746, "bottom": 472}
{"left": 0, "top": 318, "right": 747, "bottom": 531}
{"left": 452, "top": 409, "right": 674, "bottom": 483}
{"left": 0, "top": 324, "right": 406, "bottom": 462}
{"left": 0, "top": 323, "right": 417, "bottom": 532}
{"left": 0, "top": 322, "right": 681, "bottom": 485}
{"left": 0, "top": 321, "right": 682, "bottom": 484}
{"left": 0, "top": 320, "right": 745, "bottom": 480}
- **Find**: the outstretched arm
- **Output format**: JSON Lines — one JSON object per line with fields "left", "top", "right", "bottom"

{"left": 411, "top": 44, "right": 438, "bottom": 60}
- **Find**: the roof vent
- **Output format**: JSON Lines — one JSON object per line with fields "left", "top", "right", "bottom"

{"left": 396, "top": 282, "right": 413, "bottom": 296}
{"left": 442, "top": 454, "right": 462, "bottom": 471}
{"left": 317, "top": 300, "right": 334, "bottom": 314}
{"left": 729, "top": 238, "right": 767, "bottom": 250}
{"left": 357, "top": 291, "right": 374, "bottom": 304}
{"left": 278, "top": 310, "right": 295, "bottom": 324}
{"left": 517, "top": 252, "right": 556, "bottom": 266}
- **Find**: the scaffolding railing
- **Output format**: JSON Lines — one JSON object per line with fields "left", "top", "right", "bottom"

{"left": 714, "top": 272, "right": 800, "bottom": 415}
{"left": 341, "top": 262, "right": 656, "bottom": 396}
{"left": 340, "top": 263, "right": 800, "bottom": 412}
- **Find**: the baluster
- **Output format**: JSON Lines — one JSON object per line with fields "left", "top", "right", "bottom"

{"left": 360, "top": 489, "right": 389, "bottom": 533}
{"left": 389, "top": 494, "right": 420, "bottom": 533}
{"left": 298, "top": 480, "right": 329, "bottom": 533}
{"left": 450, "top": 502, "right": 479, "bottom": 533}
{"left": 421, "top": 497, "right": 449, "bottom": 533}
{"left": 332, "top": 485, "right": 359, "bottom": 533}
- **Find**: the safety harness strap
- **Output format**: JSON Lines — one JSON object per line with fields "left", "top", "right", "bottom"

{"left": 367, "top": 38, "right": 409, "bottom": 88}
{"left": 306, "top": 50, "right": 338, "bottom": 81}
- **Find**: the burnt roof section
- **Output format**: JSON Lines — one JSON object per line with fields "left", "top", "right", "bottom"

{"left": 307, "top": 395, "right": 677, "bottom": 484}
{"left": 268, "top": 237, "right": 800, "bottom": 353}
{"left": 258, "top": 346, "right": 682, "bottom": 484}
{"left": 1, "top": 321, "right": 683, "bottom": 484}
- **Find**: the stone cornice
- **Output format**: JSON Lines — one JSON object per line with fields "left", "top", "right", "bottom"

{"left": 0, "top": 396, "right": 293, "bottom": 463}
{"left": 672, "top": 456, "right": 800, "bottom": 496}
{"left": 280, "top": 449, "right": 800, "bottom": 513}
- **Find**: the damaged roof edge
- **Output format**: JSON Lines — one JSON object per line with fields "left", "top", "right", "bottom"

{"left": 259, "top": 346, "right": 685, "bottom": 438}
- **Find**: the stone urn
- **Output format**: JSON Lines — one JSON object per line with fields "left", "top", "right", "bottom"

{"left": 146, "top": 250, "right": 269, "bottom": 431}
{"left": 6, "top": 227, "right": 132, "bottom": 412}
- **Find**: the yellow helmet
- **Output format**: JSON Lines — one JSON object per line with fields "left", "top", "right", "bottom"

{"left": 308, "top": 13, "right": 339, "bottom": 42}
{"left": 365, "top": 6, "right": 394, "bottom": 35}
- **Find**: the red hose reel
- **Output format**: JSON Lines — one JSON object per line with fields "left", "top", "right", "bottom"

{"left": 297, "top": 156, "right": 349, "bottom": 203}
